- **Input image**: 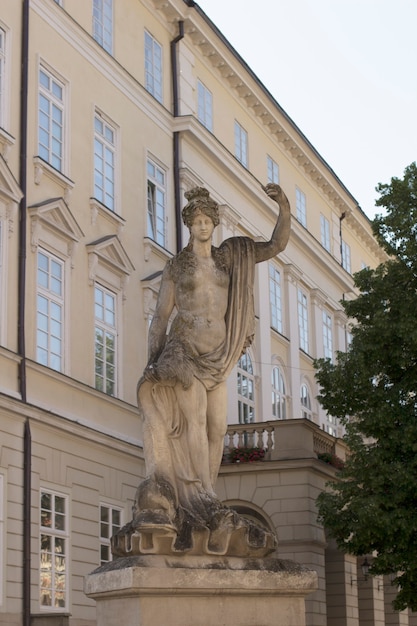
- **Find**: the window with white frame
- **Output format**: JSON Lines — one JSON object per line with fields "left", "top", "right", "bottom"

{"left": 300, "top": 383, "right": 312, "bottom": 420}
{"left": 267, "top": 156, "right": 279, "bottom": 184}
{"left": 99, "top": 504, "right": 122, "bottom": 564}
{"left": 94, "top": 284, "right": 117, "bottom": 396}
{"left": 0, "top": 27, "right": 5, "bottom": 126}
{"left": 147, "top": 158, "right": 166, "bottom": 247}
{"left": 237, "top": 352, "right": 255, "bottom": 424}
{"left": 144, "top": 31, "right": 162, "bottom": 103}
{"left": 297, "top": 288, "right": 309, "bottom": 353}
{"left": 93, "top": 0, "right": 113, "bottom": 54}
{"left": 36, "top": 250, "right": 64, "bottom": 372}
{"left": 341, "top": 240, "right": 351, "bottom": 273}
{"left": 234, "top": 121, "right": 248, "bottom": 167}
{"left": 38, "top": 66, "right": 65, "bottom": 171}
{"left": 271, "top": 366, "right": 286, "bottom": 420}
{"left": 40, "top": 490, "right": 68, "bottom": 610}
{"left": 320, "top": 214, "right": 331, "bottom": 252}
{"left": 322, "top": 310, "right": 333, "bottom": 360}
{"left": 94, "top": 113, "right": 116, "bottom": 211}
{"left": 197, "top": 80, "right": 213, "bottom": 132}
{"left": 295, "top": 187, "right": 306, "bottom": 227}
{"left": 269, "top": 264, "right": 282, "bottom": 333}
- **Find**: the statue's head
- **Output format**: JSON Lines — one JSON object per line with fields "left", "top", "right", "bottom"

{"left": 182, "top": 187, "right": 220, "bottom": 230}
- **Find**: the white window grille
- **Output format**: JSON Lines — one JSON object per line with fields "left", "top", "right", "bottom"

{"left": 40, "top": 490, "right": 68, "bottom": 610}
{"left": 145, "top": 31, "right": 162, "bottom": 103}
{"left": 36, "top": 250, "right": 64, "bottom": 372}
{"left": 94, "top": 113, "right": 116, "bottom": 211}
{"left": 94, "top": 284, "right": 117, "bottom": 396}
{"left": 237, "top": 352, "right": 255, "bottom": 424}
{"left": 272, "top": 366, "right": 286, "bottom": 420}
{"left": 197, "top": 80, "right": 213, "bottom": 131}
{"left": 38, "top": 66, "right": 64, "bottom": 171}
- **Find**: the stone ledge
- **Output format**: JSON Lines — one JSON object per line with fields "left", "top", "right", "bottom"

{"left": 84, "top": 558, "right": 317, "bottom": 626}
{"left": 85, "top": 555, "right": 317, "bottom": 596}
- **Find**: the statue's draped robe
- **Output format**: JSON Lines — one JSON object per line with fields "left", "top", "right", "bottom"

{"left": 138, "top": 237, "right": 256, "bottom": 516}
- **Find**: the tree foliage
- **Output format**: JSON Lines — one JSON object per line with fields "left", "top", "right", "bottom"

{"left": 315, "top": 163, "right": 417, "bottom": 611}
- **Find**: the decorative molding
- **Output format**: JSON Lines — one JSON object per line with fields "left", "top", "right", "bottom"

{"left": 0, "top": 128, "right": 15, "bottom": 162}
{"left": 310, "top": 288, "right": 327, "bottom": 309}
{"left": 283, "top": 263, "right": 303, "bottom": 285}
{"left": 33, "top": 156, "right": 74, "bottom": 203}
{"left": 86, "top": 235, "right": 135, "bottom": 301}
{"left": 0, "top": 155, "right": 22, "bottom": 237}
{"left": 28, "top": 197, "right": 84, "bottom": 265}
{"left": 89, "top": 197, "right": 125, "bottom": 235}
{"left": 143, "top": 237, "right": 172, "bottom": 264}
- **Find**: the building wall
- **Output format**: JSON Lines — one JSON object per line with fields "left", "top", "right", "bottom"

{"left": 0, "top": 1, "right": 402, "bottom": 625}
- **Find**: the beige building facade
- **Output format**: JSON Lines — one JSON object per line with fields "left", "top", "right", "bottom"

{"left": 0, "top": 1, "right": 413, "bottom": 625}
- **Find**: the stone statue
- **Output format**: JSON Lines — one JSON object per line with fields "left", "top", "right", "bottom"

{"left": 113, "top": 183, "right": 291, "bottom": 558}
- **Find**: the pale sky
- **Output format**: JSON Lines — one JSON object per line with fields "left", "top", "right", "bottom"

{"left": 197, "top": 0, "right": 417, "bottom": 219}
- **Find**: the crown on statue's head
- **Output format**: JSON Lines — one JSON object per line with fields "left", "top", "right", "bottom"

{"left": 182, "top": 186, "right": 220, "bottom": 228}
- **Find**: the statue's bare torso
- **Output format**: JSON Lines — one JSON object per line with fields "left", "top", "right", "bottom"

{"left": 170, "top": 255, "right": 230, "bottom": 355}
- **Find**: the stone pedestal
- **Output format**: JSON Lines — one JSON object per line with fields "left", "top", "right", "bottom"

{"left": 85, "top": 556, "right": 317, "bottom": 626}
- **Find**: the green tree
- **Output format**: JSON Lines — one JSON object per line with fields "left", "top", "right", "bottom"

{"left": 315, "top": 163, "right": 417, "bottom": 611}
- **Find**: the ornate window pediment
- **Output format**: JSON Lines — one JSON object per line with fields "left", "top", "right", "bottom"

{"left": 28, "top": 197, "right": 83, "bottom": 262}
{"left": 87, "top": 235, "right": 135, "bottom": 300}
{"left": 0, "top": 155, "right": 23, "bottom": 237}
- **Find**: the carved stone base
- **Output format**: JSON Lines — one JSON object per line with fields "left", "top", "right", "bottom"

{"left": 85, "top": 556, "right": 318, "bottom": 626}
{"left": 112, "top": 476, "right": 277, "bottom": 558}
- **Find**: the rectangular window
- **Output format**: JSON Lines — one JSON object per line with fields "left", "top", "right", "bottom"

{"left": 234, "top": 121, "right": 248, "bottom": 167}
{"left": 93, "top": 0, "right": 113, "bottom": 53}
{"left": 269, "top": 264, "right": 282, "bottom": 333}
{"left": 295, "top": 187, "right": 306, "bottom": 227}
{"left": 322, "top": 311, "right": 333, "bottom": 360}
{"left": 267, "top": 156, "right": 279, "bottom": 184}
{"left": 38, "top": 66, "right": 64, "bottom": 171}
{"left": 37, "top": 250, "right": 64, "bottom": 372}
{"left": 0, "top": 27, "right": 5, "bottom": 126}
{"left": 94, "top": 113, "right": 115, "bottom": 211}
{"left": 237, "top": 354, "right": 255, "bottom": 424}
{"left": 147, "top": 158, "right": 166, "bottom": 247}
{"left": 94, "top": 284, "right": 117, "bottom": 396}
{"left": 99, "top": 504, "right": 122, "bottom": 565}
{"left": 144, "top": 31, "right": 162, "bottom": 103}
{"left": 341, "top": 240, "right": 351, "bottom": 273}
{"left": 297, "top": 288, "right": 309, "bottom": 353}
{"left": 40, "top": 490, "right": 68, "bottom": 610}
{"left": 197, "top": 80, "right": 213, "bottom": 132}
{"left": 320, "top": 214, "right": 331, "bottom": 252}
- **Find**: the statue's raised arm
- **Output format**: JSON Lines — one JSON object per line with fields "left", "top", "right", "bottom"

{"left": 254, "top": 183, "right": 291, "bottom": 263}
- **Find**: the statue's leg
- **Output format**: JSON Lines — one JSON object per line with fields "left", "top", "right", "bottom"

{"left": 173, "top": 379, "right": 214, "bottom": 496}
{"left": 206, "top": 381, "right": 228, "bottom": 488}
{"left": 137, "top": 380, "right": 174, "bottom": 481}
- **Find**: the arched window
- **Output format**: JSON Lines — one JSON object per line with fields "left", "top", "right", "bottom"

{"left": 237, "top": 352, "right": 255, "bottom": 424}
{"left": 300, "top": 383, "right": 312, "bottom": 420}
{"left": 271, "top": 366, "right": 286, "bottom": 420}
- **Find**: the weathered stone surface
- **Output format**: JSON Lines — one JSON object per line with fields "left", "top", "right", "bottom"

{"left": 125, "top": 185, "right": 291, "bottom": 558}
{"left": 85, "top": 557, "right": 317, "bottom": 626}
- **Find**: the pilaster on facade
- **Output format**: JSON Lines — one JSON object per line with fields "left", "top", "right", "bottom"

{"left": 255, "top": 261, "right": 273, "bottom": 423}
{"left": 310, "top": 287, "right": 327, "bottom": 360}
{"left": 334, "top": 308, "right": 349, "bottom": 353}
{"left": 283, "top": 263, "right": 303, "bottom": 419}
